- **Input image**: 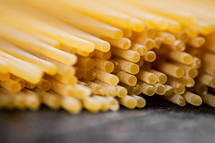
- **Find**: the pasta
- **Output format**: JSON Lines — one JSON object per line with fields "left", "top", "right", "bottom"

{"left": 0, "top": 0, "right": 215, "bottom": 114}
{"left": 119, "top": 95, "right": 137, "bottom": 109}
{"left": 182, "top": 91, "right": 202, "bottom": 106}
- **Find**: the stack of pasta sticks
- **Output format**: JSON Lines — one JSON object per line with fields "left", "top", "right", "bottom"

{"left": 0, "top": 0, "right": 215, "bottom": 114}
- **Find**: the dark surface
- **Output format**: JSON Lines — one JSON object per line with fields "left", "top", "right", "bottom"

{"left": 1, "top": 96, "right": 215, "bottom": 143}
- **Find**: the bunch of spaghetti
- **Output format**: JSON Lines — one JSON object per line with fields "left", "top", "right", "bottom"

{"left": 0, "top": 0, "right": 215, "bottom": 113}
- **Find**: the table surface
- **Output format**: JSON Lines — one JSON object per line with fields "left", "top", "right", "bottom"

{"left": 1, "top": 96, "right": 215, "bottom": 143}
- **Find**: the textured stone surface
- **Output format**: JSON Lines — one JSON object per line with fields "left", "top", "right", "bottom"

{"left": 1, "top": 97, "right": 215, "bottom": 143}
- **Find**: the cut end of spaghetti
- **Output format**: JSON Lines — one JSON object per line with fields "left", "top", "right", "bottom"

{"left": 175, "top": 68, "right": 185, "bottom": 78}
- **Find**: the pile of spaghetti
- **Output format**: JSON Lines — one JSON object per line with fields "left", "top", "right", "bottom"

{"left": 0, "top": 0, "right": 215, "bottom": 113}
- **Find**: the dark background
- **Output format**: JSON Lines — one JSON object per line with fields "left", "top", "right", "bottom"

{"left": 1, "top": 96, "right": 215, "bottom": 143}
